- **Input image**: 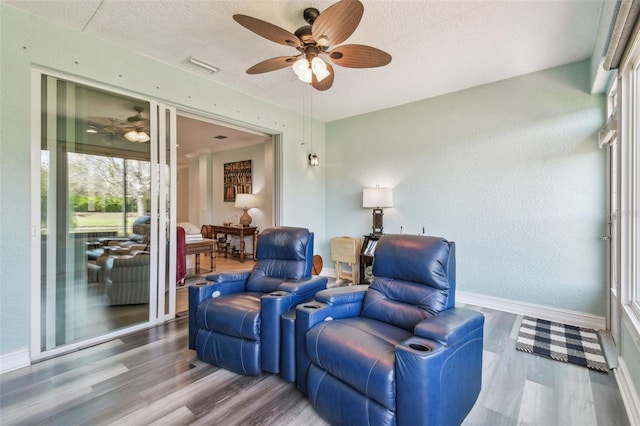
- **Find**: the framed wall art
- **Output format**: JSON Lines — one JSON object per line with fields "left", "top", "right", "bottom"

{"left": 224, "top": 160, "right": 252, "bottom": 202}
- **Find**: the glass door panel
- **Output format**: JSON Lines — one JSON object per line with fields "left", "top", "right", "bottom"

{"left": 39, "top": 74, "right": 157, "bottom": 353}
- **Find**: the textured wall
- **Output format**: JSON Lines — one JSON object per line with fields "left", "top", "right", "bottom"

{"left": 325, "top": 61, "right": 606, "bottom": 315}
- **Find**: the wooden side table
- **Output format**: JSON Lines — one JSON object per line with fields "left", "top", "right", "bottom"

{"left": 202, "top": 225, "right": 258, "bottom": 263}
{"left": 186, "top": 238, "right": 216, "bottom": 273}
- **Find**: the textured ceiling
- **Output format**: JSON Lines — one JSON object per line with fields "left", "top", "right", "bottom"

{"left": 5, "top": 0, "right": 604, "bottom": 123}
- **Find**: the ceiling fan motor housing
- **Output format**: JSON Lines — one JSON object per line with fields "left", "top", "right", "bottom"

{"left": 303, "top": 7, "right": 320, "bottom": 25}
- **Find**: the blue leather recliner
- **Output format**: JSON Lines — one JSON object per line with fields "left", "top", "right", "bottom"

{"left": 295, "top": 235, "right": 484, "bottom": 426}
{"left": 189, "top": 226, "right": 327, "bottom": 377}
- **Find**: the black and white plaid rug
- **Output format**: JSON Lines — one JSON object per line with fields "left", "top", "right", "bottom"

{"left": 515, "top": 316, "right": 608, "bottom": 372}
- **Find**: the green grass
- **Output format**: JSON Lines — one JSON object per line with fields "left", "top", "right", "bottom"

{"left": 72, "top": 212, "right": 138, "bottom": 232}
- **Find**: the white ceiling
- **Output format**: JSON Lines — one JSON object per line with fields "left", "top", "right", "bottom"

{"left": 7, "top": 0, "right": 605, "bottom": 165}
{"left": 6, "top": 0, "right": 604, "bottom": 123}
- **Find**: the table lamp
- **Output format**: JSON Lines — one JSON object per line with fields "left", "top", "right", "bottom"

{"left": 362, "top": 186, "right": 393, "bottom": 235}
{"left": 235, "top": 193, "right": 258, "bottom": 227}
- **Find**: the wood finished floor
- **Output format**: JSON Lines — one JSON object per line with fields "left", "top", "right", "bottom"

{"left": 1, "top": 303, "right": 629, "bottom": 425}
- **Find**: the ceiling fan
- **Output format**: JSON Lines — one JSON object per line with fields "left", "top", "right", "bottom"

{"left": 87, "top": 106, "right": 150, "bottom": 143}
{"left": 233, "top": 0, "right": 391, "bottom": 91}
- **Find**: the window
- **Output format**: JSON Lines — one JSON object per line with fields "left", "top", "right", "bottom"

{"left": 32, "top": 71, "right": 178, "bottom": 359}
{"left": 618, "top": 28, "right": 640, "bottom": 336}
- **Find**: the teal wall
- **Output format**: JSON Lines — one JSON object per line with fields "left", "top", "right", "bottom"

{"left": 325, "top": 61, "right": 607, "bottom": 315}
{"left": 0, "top": 4, "right": 326, "bottom": 354}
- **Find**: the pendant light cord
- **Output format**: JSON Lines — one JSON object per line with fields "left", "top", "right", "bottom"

{"left": 310, "top": 89, "right": 313, "bottom": 154}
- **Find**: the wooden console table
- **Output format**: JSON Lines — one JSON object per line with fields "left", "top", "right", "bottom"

{"left": 202, "top": 225, "right": 258, "bottom": 263}
{"left": 186, "top": 238, "right": 216, "bottom": 273}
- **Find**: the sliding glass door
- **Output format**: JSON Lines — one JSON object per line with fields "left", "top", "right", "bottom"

{"left": 32, "top": 72, "right": 176, "bottom": 358}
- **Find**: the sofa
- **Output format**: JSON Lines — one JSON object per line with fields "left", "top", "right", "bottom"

{"left": 87, "top": 215, "right": 151, "bottom": 260}
{"left": 98, "top": 252, "right": 150, "bottom": 305}
{"left": 295, "top": 234, "right": 485, "bottom": 426}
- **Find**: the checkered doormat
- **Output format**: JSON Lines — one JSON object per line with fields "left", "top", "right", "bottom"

{"left": 515, "top": 316, "right": 608, "bottom": 372}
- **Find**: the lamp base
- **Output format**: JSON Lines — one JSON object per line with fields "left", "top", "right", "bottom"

{"left": 239, "top": 208, "right": 253, "bottom": 227}
{"left": 371, "top": 208, "right": 384, "bottom": 235}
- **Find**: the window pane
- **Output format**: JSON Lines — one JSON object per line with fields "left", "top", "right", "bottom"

{"left": 40, "top": 75, "right": 151, "bottom": 352}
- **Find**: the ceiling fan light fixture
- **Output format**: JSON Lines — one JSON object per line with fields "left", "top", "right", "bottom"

{"left": 311, "top": 57, "right": 330, "bottom": 82}
{"left": 300, "top": 68, "right": 313, "bottom": 83}
{"left": 235, "top": 0, "right": 390, "bottom": 91}
{"left": 316, "top": 35, "right": 330, "bottom": 47}
{"left": 292, "top": 57, "right": 309, "bottom": 77}
{"left": 124, "top": 130, "right": 150, "bottom": 143}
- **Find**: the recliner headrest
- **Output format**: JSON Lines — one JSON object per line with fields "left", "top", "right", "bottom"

{"left": 256, "top": 227, "right": 311, "bottom": 261}
{"left": 372, "top": 235, "right": 452, "bottom": 290}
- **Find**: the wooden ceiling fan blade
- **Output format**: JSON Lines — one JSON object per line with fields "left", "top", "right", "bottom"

{"left": 246, "top": 56, "right": 299, "bottom": 74}
{"left": 233, "top": 15, "right": 302, "bottom": 48}
{"left": 312, "top": 0, "right": 363, "bottom": 46}
{"left": 312, "top": 62, "right": 334, "bottom": 91}
{"left": 328, "top": 44, "right": 392, "bottom": 68}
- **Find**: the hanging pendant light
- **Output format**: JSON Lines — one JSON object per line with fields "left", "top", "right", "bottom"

{"left": 308, "top": 153, "right": 319, "bottom": 166}
{"left": 307, "top": 88, "right": 319, "bottom": 166}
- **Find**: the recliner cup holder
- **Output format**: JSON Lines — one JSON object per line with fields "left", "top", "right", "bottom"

{"left": 303, "top": 304, "right": 319, "bottom": 309}
{"left": 268, "top": 291, "right": 286, "bottom": 296}
{"left": 409, "top": 343, "right": 431, "bottom": 352}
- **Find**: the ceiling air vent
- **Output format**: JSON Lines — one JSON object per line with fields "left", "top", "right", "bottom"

{"left": 213, "top": 135, "right": 228, "bottom": 140}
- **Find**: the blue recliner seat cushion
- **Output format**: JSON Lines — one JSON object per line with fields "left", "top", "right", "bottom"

{"left": 305, "top": 317, "right": 413, "bottom": 410}
{"left": 196, "top": 292, "right": 262, "bottom": 340}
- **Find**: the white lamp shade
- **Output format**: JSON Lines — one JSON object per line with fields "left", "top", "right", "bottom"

{"left": 311, "top": 57, "right": 330, "bottom": 82}
{"left": 362, "top": 187, "right": 393, "bottom": 208}
{"left": 292, "top": 57, "right": 309, "bottom": 77}
{"left": 235, "top": 193, "right": 257, "bottom": 209}
{"left": 299, "top": 68, "right": 313, "bottom": 83}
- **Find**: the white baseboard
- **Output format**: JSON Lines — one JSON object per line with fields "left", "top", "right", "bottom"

{"left": 321, "top": 267, "right": 336, "bottom": 278}
{"left": 323, "top": 275, "right": 604, "bottom": 329}
{"left": 0, "top": 348, "right": 30, "bottom": 375}
{"left": 615, "top": 358, "right": 640, "bottom": 425}
{"left": 456, "top": 291, "right": 606, "bottom": 330}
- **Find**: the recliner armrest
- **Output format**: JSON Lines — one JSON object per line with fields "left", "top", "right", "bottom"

{"left": 206, "top": 270, "right": 251, "bottom": 284}
{"left": 199, "top": 270, "right": 250, "bottom": 296}
{"left": 279, "top": 276, "right": 328, "bottom": 297}
{"left": 414, "top": 307, "right": 484, "bottom": 347}
{"left": 311, "top": 285, "right": 368, "bottom": 319}
{"left": 315, "top": 285, "right": 368, "bottom": 305}
{"left": 295, "top": 286, "right": 368, "bottom": 394}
